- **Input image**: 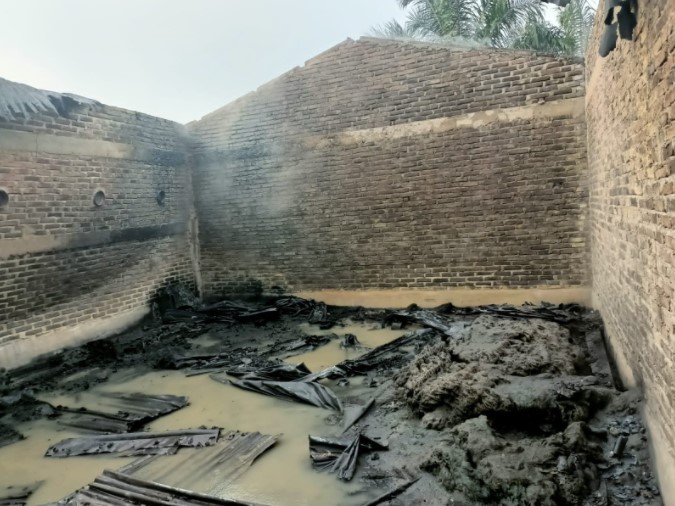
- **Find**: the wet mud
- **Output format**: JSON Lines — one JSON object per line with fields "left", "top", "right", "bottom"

{"left": 0, "top": 293, "right": 664, "bottom": 505}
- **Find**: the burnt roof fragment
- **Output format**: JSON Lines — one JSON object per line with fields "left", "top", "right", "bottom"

{"left": 599, "top": 0, "right": 638, "bottom": 57}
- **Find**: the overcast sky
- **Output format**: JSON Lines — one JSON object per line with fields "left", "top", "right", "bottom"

{"left": 1, "top": 1, "right": 574, "bottom": 124}
{"left": 1, "top": 0, "right": 409, "bottom": 124}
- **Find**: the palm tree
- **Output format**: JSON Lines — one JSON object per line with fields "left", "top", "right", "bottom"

{"left": 557, "top": 0, "right": 596, "bottom": 56}
{"left": 402, "top": 0, "right": 477, "bottom": 39}
{"left": 512, "top": 19, "right": 566, "bottom": 53}
{"left": 370, "top": 0, "right": 595, "bottom": 57}
{"left": 370, "top": 19, "right": 421, "bottom": 39}
{"left": 472, "top": 0, "right": 546, "bottom": 47}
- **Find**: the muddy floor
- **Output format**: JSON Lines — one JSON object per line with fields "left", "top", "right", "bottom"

{"left": 0, "top": 291, "right": 664, "bottom": 505}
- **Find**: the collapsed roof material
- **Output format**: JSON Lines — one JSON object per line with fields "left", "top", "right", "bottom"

{"left": 57, "top": 392, "right": 189, "bottom": 434}
{"left": 56, "top": 470, "right": 266, "bottom": 506}
{"left": 45, "top": 428, "right": 220, "bottom": 458}
{"left": 0, "top": 77, "right": 97, "bottom": 120}
{"left": 215, "top": 376, "right": 343, "bottom": 411}
{"left": 120, "top": 430, "right": 280, "bottom": 490}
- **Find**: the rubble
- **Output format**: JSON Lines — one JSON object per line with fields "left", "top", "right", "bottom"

{"left": 397, "top": 313, "right": 660, "bottom": 505}
{"left": 217, "top": 376, "right": 343, "bottom": 411}
{"left": 336, "top": 329, "right": 436, "bottom": 376}
{"left": 56, "top": 392, "right": 189, "bottom": 433}
{"left": 120, "top": 430, "right": 280, "bottom": 487}
{"left": 0, "top": 290, "right": 664, "bottom": 505}
{"left": 226, "top": 363, "right": 313, "bottom": 381}
{"left": 0, "top": 482, "right": 42, "bottom": 506}
{"left": 45, "top": 428, "right": 220, "bottom": 457}
{"left": 309, "top": 434, "right": 388, "bottom": 481}
{"left": 384, "top": 308, "right": 455, "bottom": 336}
{"left": 55, "top": 470, "right": 265, "bottom": 506}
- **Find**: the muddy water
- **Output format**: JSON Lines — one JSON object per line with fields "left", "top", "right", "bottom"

{"left": 289, "top": 321, "right": 409, "bottom": 371}
{"left": 0, "top": 419, "right": 134, "bottom": 504}
{"left": 0, "top": 322, "right": 406, "bottom": 505}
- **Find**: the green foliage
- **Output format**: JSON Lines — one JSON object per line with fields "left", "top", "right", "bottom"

{"left": 557, "top": 0, "right": 596, "bottom": 56}
{"left": 370, "top": 0, "right": 596, "bottom": 57}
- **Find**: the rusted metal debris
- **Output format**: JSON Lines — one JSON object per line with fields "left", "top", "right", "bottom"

{"left": 213, "top": 376, "right": 342, "bottom": 411}
{"left": 433, "top": 301, "right": 586, "bottom": 324}
{"left": 226, "top": 363, "right": 312, "bottom": 382}
{"left": 309, "top": 434, "right": 388, "bottom": 481}
{"left": 0, "top": 482, "right": 42, "bottom": 506}
{"left": 120, "top": 430, "right": 280, "bottom": 489}
{"left": 335, "top": 329, "right": 435, "bottom": 376}
{"left": 274, "top": 296, "right": 316, "bottom": 315}
{"left": 45, "top": 428, "right": 219, "bottom": 458}
{"left": 56, "top": 470, "right": 266, "bottom": 506}
{"left": 165, "top": 351, "right": 236, "bottom": 371}
{"left": 169, "top": 335, "right": 332, "bottom": 375}
{"left": 385, "top": 309, "right": 455, "bottom": 336}
{"left": 161, "top": 300, "right": 280, "bottom": 326}
{"left": 224, "top": 360, "right": 343, "bottom": 384}
{"left": 56, "top": 392, "right": 189, "bottom": 434}
{"left": 307, "top": 302, "right": 328, "bottom": 323}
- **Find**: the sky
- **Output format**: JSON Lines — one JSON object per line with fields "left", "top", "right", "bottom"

{"left": 1, "top": 1, "right": 578, "bottom": 124}
{"left": 0, "top": 0, "right": 408, "bottom": 124}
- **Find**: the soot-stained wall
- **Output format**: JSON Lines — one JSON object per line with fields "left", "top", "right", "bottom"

{"left": 0, "top": 79, "right": 196, "bottom": 363}
{"left": 585, "top": 0, "right": 675, "bottom": 499}
{"left": 190, "top": 38, "right": 589, "bottom": 298}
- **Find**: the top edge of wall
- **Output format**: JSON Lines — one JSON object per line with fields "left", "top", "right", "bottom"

{"left": 0, "top": 76, "right": 184, "bottom": 127}
{"left": 189, "top": 37, "right": 585, "bottom": 127}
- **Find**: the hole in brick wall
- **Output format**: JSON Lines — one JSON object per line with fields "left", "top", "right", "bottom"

{"left": 93, "top": 190, "right": 106, "bottom": 207}
{"left": 156, "top": 190, "right": 166, "bottom": 206}
{"left": 0, "top": 190, "right": 8, "bottom": 208}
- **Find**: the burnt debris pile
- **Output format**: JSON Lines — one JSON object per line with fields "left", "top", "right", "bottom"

{"left": 0, "top": 286, "right": 664, "bottom": 505}
{"left": 397, "top": 312, "right": 661, "bottom": 505}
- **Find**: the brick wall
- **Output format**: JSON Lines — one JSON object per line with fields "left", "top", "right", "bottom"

{"left": 0, "top": 82, "right": 196, "bottom": 359}
{"left": 190, "top": 38, "right": 589, "bottom": 298}
{"left": 586, "top": 0, "right": 675, "bottom": 499}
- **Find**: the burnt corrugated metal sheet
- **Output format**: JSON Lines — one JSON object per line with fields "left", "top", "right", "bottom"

{"left": 0, "top": 77, "right": 97, "bottom": 120}
{"left": 61, "top": 470, "right": 266, "bottom": 506}
{"left": 124, "top": 430, "right": 280, "bottom": 490}
{"left": 45, "top": 429, "right": 220, "bottom": 458}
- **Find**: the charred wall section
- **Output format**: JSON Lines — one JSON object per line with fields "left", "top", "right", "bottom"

{"left": 0, "top": 80, "right": 196, "bottom": 364}
{"left": 190, "top": 38, "right": 589, "bottom": 299}
{"left": 585, "top": 0, "right": 675, "bottom": 498}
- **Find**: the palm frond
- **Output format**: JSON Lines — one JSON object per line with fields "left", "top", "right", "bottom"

{"left": 475, "top": 0, "right": 545, "bottom": 47}
{"left": 557, "top": 0, "right": 596, "bottom": 56}
{"left": 369, "top": 0, "right": 593, "bottom": 56}
{"left": 512, "top": 19, "right": 565, "bottom": 53}
{"left": 369, "top": 19, "right": 421, "bottom": 39}
{"left": 396, "top": 0, "right": 476, "bottom": 38}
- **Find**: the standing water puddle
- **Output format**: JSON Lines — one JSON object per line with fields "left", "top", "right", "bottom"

{"left": 0, "top": 321, "right": 407, "bottom": 505}
{"left": 288, "top": 321, "right": 412, "bottom": 371}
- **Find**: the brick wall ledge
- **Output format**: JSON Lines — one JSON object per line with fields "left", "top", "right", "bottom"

{"left": 305, "top": 97, "right": 585, "bottom": 148}
{"left": 0, "top": 223, "right": 187, "bottom": 258}
{"left": 0, "top": 306, "right": 148, "bottom": 370}
{"left": 0, "top": 128, "right": 187, "bottom": 166}
{"left": 292, "top": 286, "right": 591, "bottom": 309}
